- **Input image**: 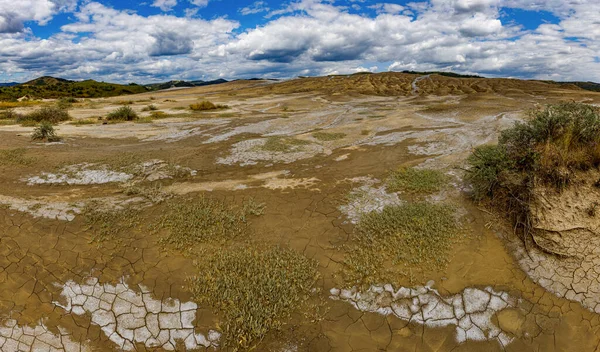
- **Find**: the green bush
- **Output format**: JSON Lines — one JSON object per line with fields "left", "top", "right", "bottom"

{"left": 31, "top": 122, "right": 61, "bottom": 142}
{"left": 189, "top": 101, "right": 228, "bottom": 111}
{"left": 465, "top": 102, "right": 600, "bottom": 237}
{"left": 106, "top": 106, "right": 138, "bottom": 121}
{"left": 18, "top": 107, "right": 70, "bottom": 124}
{"left": 188, "top": 246, "right": 320, "bottom": 350}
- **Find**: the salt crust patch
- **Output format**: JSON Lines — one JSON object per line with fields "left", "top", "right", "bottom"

{"left": 217, "top": 138, "right": 330, "bottom": 166}
{"left": 338, "top": 177, "right": 401, "bottom": 224}
{"left": 330, "top": 283, "right": 517, "bottom": 347}
{"left": 0, "top": 319, "right": 90, "bottom": 352}
{"left": 24, "top": 161, "right": 196, "bottom": 186}
{"left": 53, "top": 278, "right": 220, "bottom": 351}
{"left": 25, "top": 163, "right": 132, "bottom": 185}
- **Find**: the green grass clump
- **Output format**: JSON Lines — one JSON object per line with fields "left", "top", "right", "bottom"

{"left": 106, "top": 106, "right": 138, "bottom": 121}
{"left": 31, "top": 122, "right": 61, "bottom": 142}
{"left": 386, "top": 167, "right": 447, "bottom": 194}
{"left": 343, "top": 202, "right": 459, "bottom": 286}
{"left": 157, "top": 197, "right": 265, "bottom": 249}
{"left": 0, "top": 149, "right": 35, "bottom": 166}
{"left": 18, "top": 107, "right": 70, "bottom": 125}
{"left": 83, "top": 204, "right": 140, "bottom": 244}
{"left": 189, "top": 101, "right": 228, "bottom": 111}
{"left": 312, "top": 132, "right": 346, "bottom": 141}
{"left": 188, "top": 246, "right": 320, "bottom": 350}
{"left": 261, "top": 136, "right": 310, "bottom": 152}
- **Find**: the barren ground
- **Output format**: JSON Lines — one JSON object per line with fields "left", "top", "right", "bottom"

{"left": 2, "top": 74, "right": 600, "bottom": 351}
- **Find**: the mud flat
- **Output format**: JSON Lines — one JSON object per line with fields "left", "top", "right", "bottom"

{"left": 1, "top": 74, "right": 600, "bottom": 351}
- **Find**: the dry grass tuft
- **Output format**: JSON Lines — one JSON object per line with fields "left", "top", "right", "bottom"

{"left": 386, "top": 167, "right": 447, "bottom": 194}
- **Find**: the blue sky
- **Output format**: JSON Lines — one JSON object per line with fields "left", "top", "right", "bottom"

{"left": 0, "top": 0, "right": 599, "bottom": 83}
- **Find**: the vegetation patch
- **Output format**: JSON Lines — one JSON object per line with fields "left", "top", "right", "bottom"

{"left": 386, "top": 167, "right": 447, "bottom": 194}
{"left": 70, "top": 118, "right": 97, "bottom": 126}
{"left": 312, "top": 132, "right": 346, "bottom": 141}
{"left": 82, "top": 204, "right": 140, "bottom": 244}
{"left": 466, "top": 103, "right": 600, "bottom": 237}
{"left": 343, "top": 202, "right": 459, "bottom": 286}
{"left": 189, "top": 101, "right": 229, "bottom": 111}
{"left": 156, "top": 197, "right": 265, "bottom": 249}
{"left": 31, "top": 122, "right": 61, "bottom": 142}
{"left": 0, "top": 148, "right": 35, "bottom": 166}
{"left": 17, "top": 107, "right": 70, "bottom": 125}
{"left": 106, "top": 106, "right": 138, "bottom": 121}
{"left": 123, "top": 183, "right": 173, "bottom": 203}
{"left": 188, "top": 245, "right": 320, "bottom": 350}
{"left": 141, "top": 104, "right": 158, "bottom": 111}
{"left": 260, "top": 136, "right": 310, "bottom": 153}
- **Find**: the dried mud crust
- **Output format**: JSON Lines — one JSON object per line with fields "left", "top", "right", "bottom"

{"left": 508, "top": 171, "right": 600, "bottom": 313}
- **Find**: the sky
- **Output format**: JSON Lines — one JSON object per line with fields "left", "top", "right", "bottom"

{"left": 0, "top": 0, "right": 599, "bottom": 84}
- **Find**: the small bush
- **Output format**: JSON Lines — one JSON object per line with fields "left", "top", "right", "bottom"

{"left": 312, "top": 132, "right": 346, "bottom": 141}
{"left": 106, "top": 106, "right": 138, "bottom": 121}
{"left": 56, "top": 97, "right": 78, "bottom": 109}
{"left": 188, "top": 246, "right": 320, "bottom": 350}
{"left": 18, "top": 107, "right": 70, "bottom": 124}
{"left": 142, "top": 104, "right": 158, "bottom": 111}
{"left": 31, "top": 122, "right": 61, "bottom": 142}
{"left": 386, "top": 167, "right": 447, "bottom": 194}
{"left": 0, "top": 109, "right": 21, "bottom": 120}
{"left": 189, "top": 101, "right": 228, "bottom": 111}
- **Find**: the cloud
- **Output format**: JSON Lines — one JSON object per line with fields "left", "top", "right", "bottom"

{"left": 149, "top": 31, "right": 194, "bottom": 56}
{"left": 239, "top": 1, "right": 270, "bottom": 16}
{"left": 152, "top": 0, "right": 177, "bottom": 11}
{"left": 0, "top": 0, "right": 77, "bottom": 33}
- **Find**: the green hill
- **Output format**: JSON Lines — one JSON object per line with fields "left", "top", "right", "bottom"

{"left": 0, "top": 77, "right": 149, "bottom": 100}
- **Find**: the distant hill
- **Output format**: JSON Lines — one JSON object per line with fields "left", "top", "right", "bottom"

{"left": 145, "top": 78, "right": 229, "bottom": 91}
{"left": 559, "top": 81, "right": 600, "bottom": 92}
{"left": 401, "top": 70, "right": 484, "bottom": 79}
{"left": 0, "top": 82, "right": 19, "bottom": 87}
{"left": 0, "top": 76, "right": 149, "bottom": 100}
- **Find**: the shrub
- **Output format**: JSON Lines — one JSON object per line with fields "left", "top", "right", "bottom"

{"left": 189, "top": 101, "right": 228, "bottom": 111}
{"left": 465, "top": 102, "right": 600, "bottom": 237}
{"left": 188, "top": 246, "right": 320, "bottom": 350}
{"left": 56, "top": 97, "right": 78, "bottom": 109}
{"left": 0, "top": 109, "right": 21, "bottom": 120}
{"left": 18, "top": 107, "right": 70, "bottom": 124}
{"left": 141, "top": 104, "right": 158, "bottom": 111}
{"left": 31, "top": 122, "right": 61, "bottom": 142}
{"left": 106, "top": 106, "right": 138, "bottom": 121}
{"left": 386, "top": 167, "right": 447, "bottom": 194}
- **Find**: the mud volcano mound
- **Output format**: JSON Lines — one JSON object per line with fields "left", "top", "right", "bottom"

{"left": 466, "top": 102, "right": 600, "bottom": 311}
